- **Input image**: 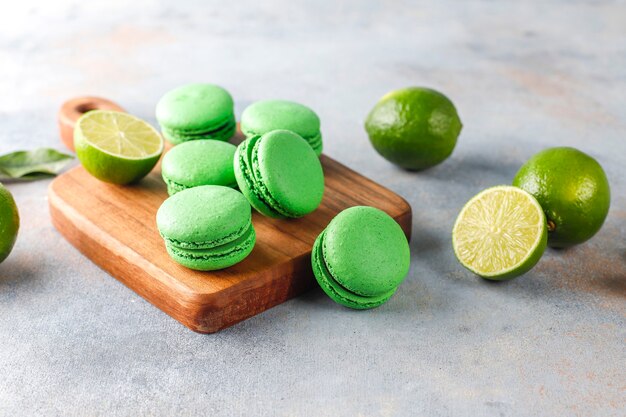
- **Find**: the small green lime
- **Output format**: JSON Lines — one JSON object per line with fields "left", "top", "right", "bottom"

{"left": 513, "top": 147, "right": 610, "bottom": 248}
{"left": 0, "top": 183, "right": 19, "bottom": 263}
{"left": 452, "top": 185, "right": 547, "bottom": 280}
{"left": 74, "top": 110, "right": 164, "bottom": 185}
{"left": 365, "top": 87, "right": 462, "bottom": 170}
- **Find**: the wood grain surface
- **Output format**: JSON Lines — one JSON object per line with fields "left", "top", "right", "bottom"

{"left": 48, "top": 142, "right": 412, "bottom": 333}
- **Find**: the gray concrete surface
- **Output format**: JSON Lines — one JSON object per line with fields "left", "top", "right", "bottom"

{"left": 1, "top": 1, "right": 625, "bottom": 416}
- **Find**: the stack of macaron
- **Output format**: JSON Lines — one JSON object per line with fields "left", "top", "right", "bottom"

{"left": 241, "top": 99, "right": 323, "bottom": 156}
{"left": 156, "top": 186, "right": 255, "bottom": 271}
{"left": 154, "top": 83, "right": 410, "bottom": 309}
{"left": 156, "top": 83, "right": 236, "bottom": 144}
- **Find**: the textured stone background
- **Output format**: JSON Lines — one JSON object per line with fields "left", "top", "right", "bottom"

{"left": 0, "top": 1, "right": 624, "bottom": 416}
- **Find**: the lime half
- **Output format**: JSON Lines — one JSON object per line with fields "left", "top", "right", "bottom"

{"left": 74, "top": 110, "right": 164, "bottom": 184}
{"left": 452, "top": 185, "right": 547, "bottom": 280}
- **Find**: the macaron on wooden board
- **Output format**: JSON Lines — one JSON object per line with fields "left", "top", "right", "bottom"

{"left": 49, "top": 128, "right": 411, "bottom": 334}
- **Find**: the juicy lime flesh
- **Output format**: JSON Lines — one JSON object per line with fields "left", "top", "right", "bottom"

{"left": 77, "top": 111, "right": 162, "bottom": 158}
{"left": 453, "top": 186, "right": 546, "bottom": 278}
{"left": 75, "top": 111, "right": 163, "bottom": 184}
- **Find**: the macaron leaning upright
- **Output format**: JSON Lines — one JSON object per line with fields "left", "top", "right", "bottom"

{"left": 161, "top": 140, "right": 237, "bottom": 195}
{"left": 234, "top": 129, "right": 324, "bottom": 218}
{"left": 312, "top": 206, "right": 411, "bottom": 309}
{"left": 156, "top": 185, "right": 255, "bottom": 271}
{"left": 241, "top": 99, "right": 323, "bottom": 156}
{"left": 156, "top": 83, "right": 236, "bottom": 144}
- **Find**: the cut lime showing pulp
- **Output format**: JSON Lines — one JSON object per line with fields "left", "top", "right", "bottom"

{"left": 74, "top": 110, "right": 163, "bottom": 184}
{"left": 452, "top": 185, "right": 547, "bottom": 280}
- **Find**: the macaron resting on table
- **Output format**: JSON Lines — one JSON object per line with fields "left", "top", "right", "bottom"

{"left": 156, "top": 185, "right": 256, "bottom": 271}
{"left": 161, "top": 140, "right": 237, "bottom": 195}
{"left": 312, "top": 206, "right": 411, "bottom": 309}
{"left": 241, "top": 99, "right": 323, "bottom": 155}
{"left": 234, "top": 129, "right": 325, "bottom": 218}
{"left": 156, "top": 83, "right": 236, "bottom": 144}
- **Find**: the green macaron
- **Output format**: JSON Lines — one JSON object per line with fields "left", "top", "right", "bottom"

{"left": 156, "top": 83, "right": 236, "bottom": 144}
{"left": 312, "top": 206, "right": 410, "bottom": 309}
{"left": 234, "top": 129, "right": 324, "bottom": 218}
{"left": 156, "top": 185, "right": 255, "bottom": 271}
{"left": 241, "top": 99, "right": 323, "bottom": 156}
{"left": 161, "top": 140, "right": 237, "bottom": 195}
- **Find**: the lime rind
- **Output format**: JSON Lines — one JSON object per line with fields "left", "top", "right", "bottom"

{"left": 452, "top": 185, "right": 547, "bottom": 280}
{"left": 74, "top": 110, "right": 163, "bottom": 184}
{"left": 75, "top": 110, "right": 164, "bottom": 160}
{"left": 512, "top": 147, "right": 611, "bottom": 248}
{"left": 0, "top": 184, "right": 19, "bottom": 263}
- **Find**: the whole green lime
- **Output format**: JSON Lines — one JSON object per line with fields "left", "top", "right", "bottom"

{"left": 365, "top": 87, "right": 462, "bottom": 170}
{"left": 0, "top": 183, "right": 19, "bottom": 263}
{"left": 513, "top": 147, "right": 610, "bottom": 248}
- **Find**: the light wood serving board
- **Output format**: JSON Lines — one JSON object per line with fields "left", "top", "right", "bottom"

{"left": 48, "top": 134, "right": 412, "bottom": 333}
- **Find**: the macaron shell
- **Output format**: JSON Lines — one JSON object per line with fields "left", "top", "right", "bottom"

{"left": 156, "top": 83, "right": 234, "bottom": 132}
{"left": 156, "top": 185, "right": 251, "bottom": 248}
{"left": 311, "top": 232, "right": 396, "bottom": 309}
{"left": 161, "top": 140, "right": 237, "bottom": 194}
{"left": 323, "top": 206, "right": 410, "bottom": 296}
{"left": 241, "top": 99, "right": 321, "bottom": 140}
{"left": 255, "top": 130, "right": 324, "bottom": 217}
{"left": 165, "top": 225, "right": 255, "bottom": 271}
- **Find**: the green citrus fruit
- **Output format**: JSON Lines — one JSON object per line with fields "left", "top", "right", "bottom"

{"left": 452, "top": 185, "right": 547, "bottom": 280}
{"left": 0, "top": 183, "right": 19, "bottom": 263}
{"left": 74, "top": 110, "right": 164, "bottom": 185}
{"left": 513, "top": 147, "right": 610, "bottom": 248}
{"left": 365, "top": 87, "right": 462, "bottom": 170}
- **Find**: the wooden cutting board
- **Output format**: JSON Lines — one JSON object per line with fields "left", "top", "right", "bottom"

{"left": 48, "top": 132, "right": 412, "bottom": 333}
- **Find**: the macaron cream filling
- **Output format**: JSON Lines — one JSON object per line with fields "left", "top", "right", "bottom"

{"left": 162, "top": 116, "right": 236, "bottom": 141}
{"left": 243, "top": 127, "right": 322, "bottom": 155}
{"left": 244, "top": 126, "right": 321, "bottom": 144}
{"left": 306, "top": 132, "right": 323, "bottom": 146}
{"left": 163, "top": 177, "right": 188, "bottom": 195}
{"left": 161, "top": 220, "right": 253, "bottom": 250}
{"left": 236, "top": 136, "right": 280, "bottom": 216}
{"left": 163, "top": 176, "right": 237, "bottom": 195}
{"left": 237, "top": 135, "right": 294, "bottom": 218}
{"left": 250, "top": 137, "right": 298, "bottom": 217}
{"left": 166, "top": 224, "right": 255, "bottom": 260}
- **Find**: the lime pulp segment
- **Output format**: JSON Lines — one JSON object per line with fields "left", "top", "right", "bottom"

{"left": 452, "top": 186, "right": 546, "bottom": 278}
{"left": 78, "top": 111, "right": 163, "bottom": 159}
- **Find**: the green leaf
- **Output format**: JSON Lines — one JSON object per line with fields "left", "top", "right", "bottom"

{"left": 0, "top": 148, "right": 74, "bottom": 181}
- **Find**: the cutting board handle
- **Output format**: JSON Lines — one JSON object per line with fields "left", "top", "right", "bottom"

{"left": 58, "top": 97, "right": 125, "bottom": 151}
